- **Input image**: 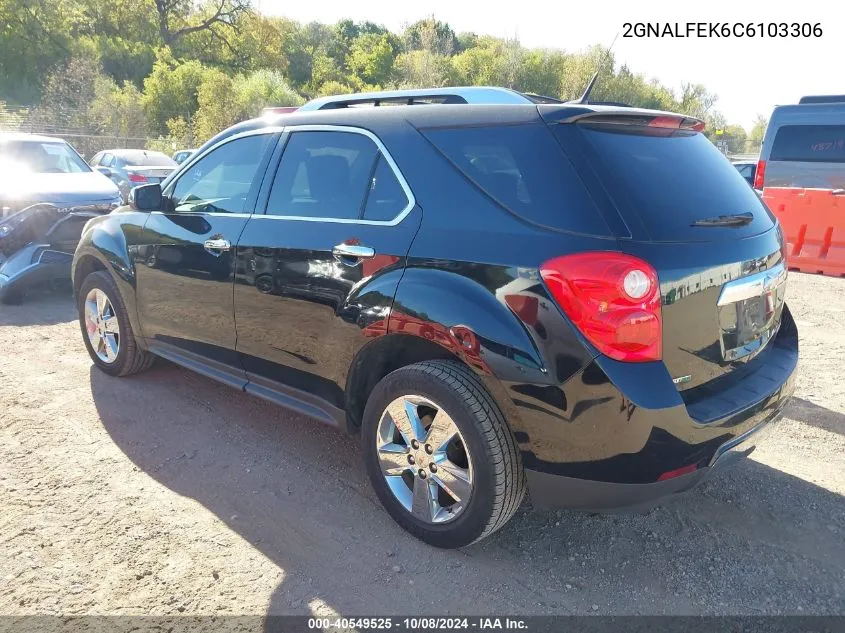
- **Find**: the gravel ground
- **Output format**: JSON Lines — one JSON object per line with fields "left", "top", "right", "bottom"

{"left": 0, "top": 272, "right": 843, "bottom": 618}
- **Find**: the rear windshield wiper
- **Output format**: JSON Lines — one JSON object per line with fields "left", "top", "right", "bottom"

{"left": 691, "top": 212, "right": 754, "bottom": 227}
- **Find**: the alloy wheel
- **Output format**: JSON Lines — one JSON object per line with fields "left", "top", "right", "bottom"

{"left": 376, "top": 395, "right": 474, "bottom": 524}
{"left": 84, "top": 288, "right": 120, "bottom": 363}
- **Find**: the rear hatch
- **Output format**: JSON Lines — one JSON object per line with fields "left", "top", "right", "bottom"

{"left": 545, "top": 109, "right": 791, "bottom": 418}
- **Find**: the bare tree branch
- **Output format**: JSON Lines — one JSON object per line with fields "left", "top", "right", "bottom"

{"left": 154, "top": 0, "right": 250, "bottom": 46}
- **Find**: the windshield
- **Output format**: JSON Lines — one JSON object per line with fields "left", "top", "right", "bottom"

{"left": 0, "top": 141, "right": 90, "bottom": 174}
{"left": 119, "top": 151, "right": 177, "bottom": 167}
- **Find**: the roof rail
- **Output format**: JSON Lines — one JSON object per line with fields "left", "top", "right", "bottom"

{"left": 798, "top": 95, "right": 845, "bottom": 105}
{"left": 299, "top": 86, "right": 537, "bottom": 111}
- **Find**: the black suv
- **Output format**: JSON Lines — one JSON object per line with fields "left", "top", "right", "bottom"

{"left": 72, "top": 100, "right": 798, "bottom": 548}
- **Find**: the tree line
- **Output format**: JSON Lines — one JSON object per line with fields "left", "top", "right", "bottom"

{"left": 0, "top": 0, "right": 766, "bottom": 154}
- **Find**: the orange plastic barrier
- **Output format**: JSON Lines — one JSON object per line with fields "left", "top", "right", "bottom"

{"left": 763, "top": 187, "right": 845, "bottom": 277}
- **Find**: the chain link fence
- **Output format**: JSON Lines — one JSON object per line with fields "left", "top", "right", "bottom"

{"left": 1, "top": 105, "right": 152, "bottom": 160}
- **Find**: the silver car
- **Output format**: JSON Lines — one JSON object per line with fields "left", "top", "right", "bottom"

{"left": 756, "top": 95, "right": 845, "bottom": 190}
{"left": 89, "top": 149, "right": 178, "bottom": 202}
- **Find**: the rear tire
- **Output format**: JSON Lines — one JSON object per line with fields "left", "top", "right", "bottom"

{"left": 78, "top": 270, "right": 154, "bottom": 377}
{"left": 362, "top": 360, "right": 525, "bottom": 548}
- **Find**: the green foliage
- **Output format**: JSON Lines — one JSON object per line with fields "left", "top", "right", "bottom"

{"left": 90, "top": 76, "right": 147, "bottom": 139}
{"left": 403, "top": 17, "right": 457, "bottom": 56}
{"left": 147, "top": 116, "right": 192, "bottom": 153}
{"left": 0, "top": 0, "right": 80, "bottom": 103}
{"left": 395, "top": 50, "right": 455, "bottom": 88}
{"left": 316, "top": 80, "right": 355, "bottom": 98}
{"left": 748, "top": 114, "right": 768, "bottom": 151}
{"left": 0, "top": 0, "right": 751, "bottom": 150}
{"left": 141, "top": 53, "right": 208, "bottom": 135}
{"left": 347, "top": 33, "right": 396, "bottom": 87}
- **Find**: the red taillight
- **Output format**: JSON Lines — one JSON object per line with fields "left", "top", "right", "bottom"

{"left": 648, "top": 116, "right": 682, "bottom": 129}
{"left": 753, "top": 159, "right": 766, "bottom": 190}
{"left": 540, "top": 252, "right": 662, "bottom": 362}
{"left": 657, "top": 464, "right": 698, "bottom": 481}
{"left": 128, "top": 173, "right": 147, "bottom": 183}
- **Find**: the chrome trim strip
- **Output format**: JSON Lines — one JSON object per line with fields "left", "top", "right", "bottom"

{"left": 161, "top": 124, "right": 416, "bottom": 227}
{"left": 717, "top": 261, "right": 787, "bottom": 307}
{"left": 332, "top": 243, "right": 375, "bottom": 259}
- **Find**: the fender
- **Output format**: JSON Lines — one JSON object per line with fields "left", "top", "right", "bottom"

{"left": 388, "top": 264, "right": 568, "bottom": 441}
{"left": 72, "top": 210, "right": 150, "bottom": 348}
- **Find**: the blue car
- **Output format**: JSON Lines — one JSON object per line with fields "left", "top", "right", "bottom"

{"left": 0, "top": 133, "right": 121, "bottom": 303}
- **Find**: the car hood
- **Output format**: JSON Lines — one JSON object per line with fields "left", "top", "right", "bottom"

{"left": 0, "top": 171, "right": 120, "bottom": 205}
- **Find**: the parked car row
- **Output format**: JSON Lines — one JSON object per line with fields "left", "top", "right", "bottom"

{"left": 89, "top": 149, "right": 178, "bottom": 203}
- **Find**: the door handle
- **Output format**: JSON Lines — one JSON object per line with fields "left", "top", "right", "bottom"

{"left": 833, "top": 189, "right": 845, "bottom": 196}
{"left": 332, "top": 243, "right": 376, "bottom": 260}
{"left": 204, "top": 238, "right": 231, "bottom": 252}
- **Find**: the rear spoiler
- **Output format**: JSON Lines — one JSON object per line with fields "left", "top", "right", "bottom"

{"left": 540, "top": 106, "right": 705, "bottom": 131}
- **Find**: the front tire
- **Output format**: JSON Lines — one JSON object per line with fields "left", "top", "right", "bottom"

{"left": 78, "top": 270, "right": 154, "bottom": 377}
{"left": 362, "top": 360, "right": 525, "bottom": 548}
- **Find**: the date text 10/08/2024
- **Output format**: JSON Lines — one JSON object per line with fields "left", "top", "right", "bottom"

{"left": 307, "top": 617, "right": 529, "bottom": 630}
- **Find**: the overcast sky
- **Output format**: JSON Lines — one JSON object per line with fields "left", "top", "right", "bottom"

{"left": 256, "top": 0, "right": 839, "bottom": 130}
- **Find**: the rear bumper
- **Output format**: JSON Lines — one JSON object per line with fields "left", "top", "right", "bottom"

{"left": 524, "top": 359, "right": 794, "bottom": 511}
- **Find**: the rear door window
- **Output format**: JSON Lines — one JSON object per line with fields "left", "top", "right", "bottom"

{"left": 266, "top": 130, "right": 379, "bottom": 220}
{"left": 422, "top": 124, "right": 610, "bottom": 236}
{"left": 362, "top": 156, "right": 410, "bottom": 221}
{"left": 770, "top": 125, "right": 845, "bottom": 163}
{"left": 564, "top": 124, "right": 774, "bottom": 241}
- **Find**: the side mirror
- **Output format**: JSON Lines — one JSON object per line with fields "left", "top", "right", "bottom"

{"left": 95, "top": 166, "right": 112, "bottom": 177}
{"left": 129, "top": 183, "right": 163, "bottom": 212}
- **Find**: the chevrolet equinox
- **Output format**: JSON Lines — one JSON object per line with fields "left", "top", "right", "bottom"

{"left": 72, "top": 95, "right": 798, "bottom": 548}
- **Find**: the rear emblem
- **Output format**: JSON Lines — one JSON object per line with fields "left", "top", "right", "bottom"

{"left": 672, "top": 375, "right": 692, "bottom": 385}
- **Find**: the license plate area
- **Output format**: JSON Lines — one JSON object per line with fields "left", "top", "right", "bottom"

{"left": 717, "top": 261, "right": 787, "bottom": 362}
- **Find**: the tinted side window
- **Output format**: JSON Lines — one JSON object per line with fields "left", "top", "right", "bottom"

{"left": 770, "top": 125, "right": 845, "bottom": 163}
{"left": 422, "top": 124, "right": 609, "bottom": 235}
{"left": 266, "top": 131, "right": 378, "bottom": 219}
{"left": 171, "top": 134, "right": 272, "bottom": 213}
{"left": 101, "top": 153, "right": 114, "bottom": 167}
{"left": 363, "top": 155, "right": 409, "bottom": 221}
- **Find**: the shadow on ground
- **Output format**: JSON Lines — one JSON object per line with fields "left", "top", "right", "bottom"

{"left": 89, "top": 362, "right": 845, "bottom": 617}
{"left": 0, "top": 286, "right": 75, "bottom": 326}
{"left": 786, "top": 397, "right": 845, "bottom": 436}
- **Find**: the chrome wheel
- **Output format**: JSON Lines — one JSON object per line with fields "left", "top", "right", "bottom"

{"left": 84, "top": 288, "right": 120, "bottom": 363}
{"left": 376, "top": 395, "right": 474, "bottom": 524}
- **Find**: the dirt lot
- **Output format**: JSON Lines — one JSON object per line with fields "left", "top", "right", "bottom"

{"left": 0, "top": 272, "right": 843, "bottom": 618}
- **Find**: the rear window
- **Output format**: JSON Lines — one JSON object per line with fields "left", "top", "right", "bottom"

{"left": 119, "top": 151, "right": 177, "bottom": 167}
{"left": 422, "top": 124, "right": 610, "bottom": 236}
{"left": 770, "top": 125, "right": 845, "bottom": 163}
{"left": 567, "top": 125, "right": 773, "bottom": 241}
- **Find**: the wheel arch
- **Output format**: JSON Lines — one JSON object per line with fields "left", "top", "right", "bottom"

{"left": 345, "top": 334, "right": 530, "bottom": 448}
{"left": 72, "top": 217, "right": 146, "bottom": 349}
